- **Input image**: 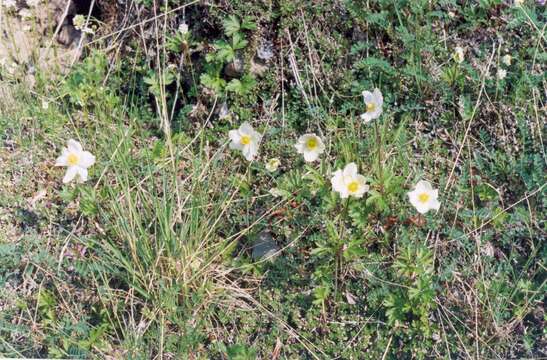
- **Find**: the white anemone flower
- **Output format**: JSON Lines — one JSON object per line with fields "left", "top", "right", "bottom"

{"left": 266, "top": 158, "right": 280, "bottom": 172}
{"left": 407, "top": 180, "right": 440, "bottom": 214}
{"left": 295, "top": 134, "right": 325, "bottom": 162}
{"left": 229, "top": 122, "right": 262, "bottom": 161}
{"left": 55, "top": 139, "right": 96, "bottom": 184}
{"left": 453, "top": 46, "right": 465, "bottom": 63}
{"left": 360, "top": 88, "right": 383, "bottom": 123}
{"left": 331, "top": 163, "right": 369, "bottom": 199}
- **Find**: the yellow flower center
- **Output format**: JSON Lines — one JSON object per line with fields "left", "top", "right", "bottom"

{"left": 418, "top": 193, "right": 430, "bottom": 203}
{"left": 240, "top": 135, "right": 251, "bottom": 145}
{"left": 347, "top": 181, "right": 359, "bottom": 193}
{"left": 306, "top": 138, "right": 317, "bottom": 150}
{"left": 366, "top": 102, "right": 376, "bottom": 112}
{"left": 67, "top": 153, "right": 79, "bottom": 166}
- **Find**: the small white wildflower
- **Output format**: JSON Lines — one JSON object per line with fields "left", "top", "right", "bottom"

{"left": 55, "top": 139, "right": 96, "bottom": 184}
{"left": 497, "top": 68, "right": 507, "bottom": 80}
{"left": 331, "top": 163, "right": 369, "bottom": 199}
{"left": 72, "top": 14, "right": 94, "bottom": 34}
{"left": 73, "top": 15, "right": 86, "bottom": 30}
{"left": 3, "top": 0, "right": 17, "bottom": 9}
{"left": 26, "top": 0, "right": 41, "bottom": 7}
{"left": 502, "top": 54, "right": 512, "bottom": 66}
{"left": 360, "top": 88, "right": 383, "bottom": 123}
{"left": 228, "top": 122, "right": 262, "bottom": 161}
{"left": 407, "top": 180, "right": 440, "bottom": 214}
{"left": 514, "top": 0, "right": 524, "bottom": 5}
{"left": 41, "top": 99, "right": 49, "bottom": 110}
{"left": 453, "top": 46, "right": 465, "bottom": 63}
{"left": 269, "top": 188, "right": 285, "bottom": 198}
{"left": 265, "top": 158, "right": 281, "bottom": 172}
{"left": 18, "top": 8, "right": 32, "bottom": 19}
{"left": 178, "top": 22, "right": 189, "bottom": 35}
{"left": 294, "top": 134, "right": 325, "bottom": 162}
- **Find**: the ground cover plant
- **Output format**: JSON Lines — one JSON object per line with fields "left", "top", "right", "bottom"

{"left": 0, "top": 0, "right": 545, "bottom": 358}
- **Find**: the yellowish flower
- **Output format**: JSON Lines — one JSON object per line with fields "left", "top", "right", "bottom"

{"left": 228, "top": 122, "right": 262, "bottom": 161}
{"left": 360, "top": 88, "right": 383, "bottom": 123}
{"left": 453, "top": 46, "right": 465, "bottom": 63}
{"left": 331, "top": 163, "right": 369, "bottom": 199}
{"left": 55, "top": 139, "right": 96, "bottom": 183}
{"left": 295, "top": 134, "right": 325, "bottom": 162}
{"left": 502, "top": 54, "right": 512, "bottom": 66}
{"left": 407, "top": 180, "right": 440, "bottom": 214}
{"left": 266, "top": 158, "right": 281, "bottom": 172}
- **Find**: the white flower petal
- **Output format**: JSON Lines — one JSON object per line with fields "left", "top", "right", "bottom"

{"left": 252, "top": 131, "right": 262, "bottom": 144}
{"left": 414, "top": 202, "right": 430, "bottom": 214}
{"left": 79, "top": 151, "right": 95, "bottom": 168}
{"left": 76, "top": 167, "right": 88, "bottom": 183}
{"left": 55, "top": 151, "right": 69, "bottom": 166}
{"left": 408, "top": 190, "right": 420, "bottom": 209}
{"left": 362, "top": 91, "right": 374, "bottom": 103}
{"left": 417, "top": 180, "right": 433, "bottom": 192}
{"left": 62, "top": 166, "right": 79, "bottom": 183}
{"left": 430, "top": 198, "right": 441, "bottom": 211}
{"left": 67, "top": 139, "right": 83, "bottom": 153}
{"left": 361, "top": 113, "right": 373, "bottom": 123}
{"left": 229, "top": 129, "right": 241, "bottom": 143}
{"left": 303, "top": 150, "right": 319, "bottom": 162}
{"left": 343, "top": 163, "right": 358, "bottom": 177}
{"left": 239, "top": 121, "right": 254, "bottom": 135}
{"left": 331, "top": 170, "right": 345, "bottom": 193}
{"left": 373, "top": 88, "right": 383, "bottom": 107}
{"left": 243, "top": 143, "right": 258, "bottom": 161}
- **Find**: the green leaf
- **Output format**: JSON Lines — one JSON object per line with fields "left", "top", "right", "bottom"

{"left": 225, "top": 74, "right": 256, "bottom": 96}
{"left": 223, "top": 15, "right": 241, "bottom": 37}
{"left": 241, "top": 16, "right": 257, "bottom": 31}
{"left": 232, "top": 33, "right": 248, "bottom": 50}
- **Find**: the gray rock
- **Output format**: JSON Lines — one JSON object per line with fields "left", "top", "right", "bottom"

{"left": 224, "top": 55, "right": 244, "bottom": 78}
{"left": 251, "top": 231, "right": 279, "bottom": 260}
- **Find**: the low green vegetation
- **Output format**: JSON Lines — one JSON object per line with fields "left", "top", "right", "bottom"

{"left": 1, "top": 0, "right": 545, "bottom": 358}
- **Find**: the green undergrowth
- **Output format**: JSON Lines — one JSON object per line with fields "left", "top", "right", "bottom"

{"left": 1, "top": 0, "right": 545, "bottom": 358}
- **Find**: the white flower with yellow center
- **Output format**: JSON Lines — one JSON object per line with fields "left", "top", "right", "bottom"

{"left": 229, "top": 122, "right": 262, "bottom": 161}
{"left": 266, "top": 158, "right": 280, "bottom": 172}
{"left": 55, "top": 139, "right": 96, "bottom": 184}
{"left": 407, "top": 180, "right": 440, "bottom": 214}
{"left": 453, "top": 46, "right": 465, "bottom": 63}
{"left": 502, "top": 54, "right": 512, "bottom": 66}
{"left": 331, "top": 163, "right": 369, "bottom": 199}
{"left": 360, "top": 88, "right": 383, "bottom": 123}
{"left": 295, "top": 134, "right": 325, "bottom": 162}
